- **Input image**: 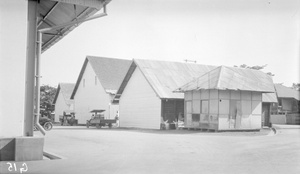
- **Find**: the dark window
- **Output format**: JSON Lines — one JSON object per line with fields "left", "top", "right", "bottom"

{"left": 192, "top": 114, "right": 200, "bottom": 122}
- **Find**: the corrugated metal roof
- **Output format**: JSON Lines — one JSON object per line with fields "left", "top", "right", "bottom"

{"left": 176, "top": 66, "right": 275, "bottom": 93}
{"left": 53, "top": 83, "right": 75, "bottom": 104}
{"left": 275, "top": 84, "right": 300, "bottom": 100}
{"left": 262, "top": 93, "right": 278, "bottom": 103}
{"left": 38, "top": 0, "right": 110, "bottom": 52}
{"left": 127, "top": 59, "right": 216, "bottom": 99}
{"left": 88, "top": 56, "right": 132, "bottom": 91}
{"left": 71, "top": 56, "right": 132, "bottom": 99}
{"left": 113, "top": 59, "right": 278, "bottom": 103}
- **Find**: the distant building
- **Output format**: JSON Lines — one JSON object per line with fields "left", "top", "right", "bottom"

{"left": 270, "top": 84, "right": 300, "bottom": 124}
{"left": 113, "top": 59, "right": 216, "bottom": 129}
{"left": 274, "top": 84, "right": 300, "bottom": 113}
{"left": 71, "top": 56, "right": 131, "bottom": 124}
{"left": 176, "top": 66, "right": 276, "bottom": 131}
{"left": 53, "top": 83, "right": 75, "bottom": 122}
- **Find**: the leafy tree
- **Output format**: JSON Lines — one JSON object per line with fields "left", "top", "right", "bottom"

{"left": 292, "top": 83, "right": 300, "bottom": 91}
{"left": 40, "top": 85, "right": 57, "bottom": 118}
{"left": 234, "top": 64, "right": 274, "bottom": 76}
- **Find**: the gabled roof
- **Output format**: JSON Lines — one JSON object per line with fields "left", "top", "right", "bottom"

{"left": 176, "top": 66, "right": 275, "bottom": 93}
{"left": 112, "top": 59, "right": 216, "bottom": 103}
{"left": 70, "top": 56, "right": 132, "bottom": 99}
{"left": 53, "top": 83, "right": 75, "bottom": 104}
{"left": 274, "top": 84, "right": 300, "bottom": 100}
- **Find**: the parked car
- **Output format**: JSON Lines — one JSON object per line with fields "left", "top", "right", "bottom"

{"left": 34, "top": 116, "right": 53, "bottom": 131}
{"left": 86, "top": 109, "right": 116, "bottom": 129}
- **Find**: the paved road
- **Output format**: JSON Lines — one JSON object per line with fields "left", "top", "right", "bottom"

{"left": 1, "top": 125, "right": 299, "bottom": 174}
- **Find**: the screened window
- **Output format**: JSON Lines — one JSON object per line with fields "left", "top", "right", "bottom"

{"left": 219, "top": 99, "right": 229, "bottom": 115}
{"left": 201, "top": 100, "right": 209, "bottom": 114}
{"left": 192, "top": 100, "right": 200, "bottom": 114}
{"left": 209, "top": 100, "right": 218, "bottom": 114}
{"left": 186, "top": 101, "right": 192, "bottom": 114}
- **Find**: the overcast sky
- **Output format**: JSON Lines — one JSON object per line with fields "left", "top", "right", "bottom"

{"left": 41, "top": 0, "right": 299, "bottom": 87}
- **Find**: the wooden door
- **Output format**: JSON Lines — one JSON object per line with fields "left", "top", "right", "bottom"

{"left": 262, "top": 103, "right": 270, "bottom": 127}
{"left": 229, "top": 100, "right": 241, "bottom": 129}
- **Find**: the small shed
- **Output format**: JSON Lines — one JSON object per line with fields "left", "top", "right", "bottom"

{"left": 274, "top": 84, "right": 300, "bottom": 112}
{"left": 270, "top": 84, "right": 300, "bottom": 124}
{"left": 175, "top": 66, "right": 275, "bottom": 131}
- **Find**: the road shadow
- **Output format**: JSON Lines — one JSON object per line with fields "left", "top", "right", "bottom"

{"left": 51, "top": 126, "right": 270, "bottom": 136}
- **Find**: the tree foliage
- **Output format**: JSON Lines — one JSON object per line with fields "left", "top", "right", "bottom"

{"left": 234, "top": 64, "right": 274, "bottom": 76}
{"left": 292, "top": 83, "right": 300, "bottom": 91}
{"left": 40, "top": 85, "right": 57, "bottom": 118}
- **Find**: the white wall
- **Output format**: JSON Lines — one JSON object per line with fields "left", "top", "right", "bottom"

{"left": 74, "top": 62, "right": 111, "bottom": 124}
{"left": 270, "top": 114, "right": 286, "bottom": 124}
{"left": 119, "top": 67, "right": 161, "bottom": 129}
{"left": 109, "top": 104, "right": 119, "bottom": 119}
{"left": 54, "top": 92, "right": 68, "bottom": 122}
{"left": 0, "top": 0, "right": 27, "bottom": 137}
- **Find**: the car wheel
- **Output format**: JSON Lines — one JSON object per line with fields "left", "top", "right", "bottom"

{"left": 96, "top": 124, "right": 100, "bottom": 129}
{"left": 44, "top": 122, "right": 53, "bottom": 131}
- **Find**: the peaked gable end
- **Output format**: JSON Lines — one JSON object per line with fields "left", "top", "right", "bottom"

{"left": 71, "top": 56, "right": 132, "bottom": 99}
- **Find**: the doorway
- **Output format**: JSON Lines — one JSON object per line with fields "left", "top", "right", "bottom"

{"left": 229, "top": 100, "right": 241, "bottom": 129}
{"left": 161, "top": 99, "right": 184, "bottom": 123}
{"left": 262, "top": 103, "right": 271, "bottom": 127}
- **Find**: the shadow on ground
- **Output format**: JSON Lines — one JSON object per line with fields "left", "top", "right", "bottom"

{"left": 51, "top": 126, "right": 272, "bottom": 136}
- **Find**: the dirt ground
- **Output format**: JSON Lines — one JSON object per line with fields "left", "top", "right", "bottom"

{"left": 1, "top": 125, "right": 300, "bottom": 174}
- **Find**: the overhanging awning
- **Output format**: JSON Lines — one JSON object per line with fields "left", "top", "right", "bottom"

{"left": 90, "top": 109, "right": 106, "bottom": 113}
{"left": 38, "top": 0, "right": 111, "bottom": 52}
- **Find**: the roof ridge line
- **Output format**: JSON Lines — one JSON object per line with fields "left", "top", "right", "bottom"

{"left": 216, "top": 66, "right": 224, "bottom": 89}
{"left": 176, "top": 65, "right": 221, "bottom": 91}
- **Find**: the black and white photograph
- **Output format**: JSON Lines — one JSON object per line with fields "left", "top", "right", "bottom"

{"left": 0, "top": 0, "right": 299, "bottom": 173}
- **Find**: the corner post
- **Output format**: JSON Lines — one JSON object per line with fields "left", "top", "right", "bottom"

{"left": 24, "top": 0, "right": 38, "bottom": 136}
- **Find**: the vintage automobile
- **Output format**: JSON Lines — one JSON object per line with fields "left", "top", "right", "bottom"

{"left": 59, "top": 111, "right": 77, "bottom": 126}
{"left": 86, "top": 109, "right": 116, "bottom": 129}
{"left": 34, "top": 116, "right": 53, "bottom": 131}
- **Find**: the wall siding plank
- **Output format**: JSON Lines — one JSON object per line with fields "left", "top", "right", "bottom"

{"left": 119, "top": 67, "right": 161, "bottom": 129}
{"left": 74, "top": 62, "right": 111, "bottom": 124}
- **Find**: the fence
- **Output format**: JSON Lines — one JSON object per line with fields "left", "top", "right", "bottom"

{"left": 286, "top": 113, "right": 300, "bottom": 125}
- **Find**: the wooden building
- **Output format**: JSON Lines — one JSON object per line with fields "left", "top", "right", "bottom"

{"left": 270, "top": 84, "right": 300, "bottom": 124}
{"left": 112, "top": 59, "right": 216, "bottom": 129}
{"left": 53, "top": 83, "right": 75, "bottom": 122}
{"left": 70, "top": 56, "right": 131, "bottom": 124}
{"left": 176, "top": 66, "right": 276, "bottom": 131}
{"left": 274, "top": 84, "right": 300, "bottom": 113}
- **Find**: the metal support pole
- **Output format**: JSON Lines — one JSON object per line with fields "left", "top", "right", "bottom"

{"left": 35, "top": 31, "right": 46, "bottom": 135}
{"left": 24, "top": 0, "right": 38, "bottom": 136}
{"left": 24, "top": 1, "right": 108, "bottom": 136}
